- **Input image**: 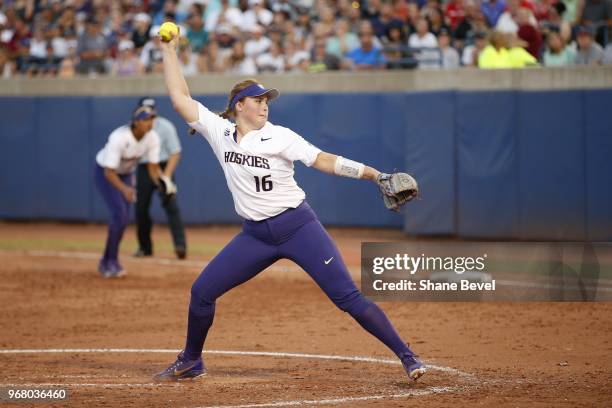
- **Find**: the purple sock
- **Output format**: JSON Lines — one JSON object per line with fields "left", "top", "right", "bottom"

{"left": 350, "top": 301, "right": 411, "bottom": 358}
{"left": 183, "top": 306, "right": 215, "bottom": 360}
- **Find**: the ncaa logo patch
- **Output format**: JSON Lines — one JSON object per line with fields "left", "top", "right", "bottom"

{"left": 224, "top": 128, "right": 230, "bottom": 137}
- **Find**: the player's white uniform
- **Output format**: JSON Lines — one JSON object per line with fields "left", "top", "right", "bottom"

{"left": 96, "top": 125, "right": 161, "bottom": 173}
{"left": 188, "top": 102, "right": 321, "bottom": 221}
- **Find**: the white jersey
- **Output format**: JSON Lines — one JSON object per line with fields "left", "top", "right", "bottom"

{"left": 188, "top": 102, "right": 322, "bottom": 221}
{"left": 96, "top": 125, "right": 160, "bottom": 175}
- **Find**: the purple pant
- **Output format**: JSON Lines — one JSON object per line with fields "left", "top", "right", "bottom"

{"left": 94, "top": 164, "right": 132, "bottom": 263}
{"left": 185, "top": 201, "right": 410, "bottom": 360}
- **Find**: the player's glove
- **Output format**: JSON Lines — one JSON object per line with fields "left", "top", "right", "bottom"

{"left": 158, "top": 174, "right": 178, "bottom": 207}
{"left": 377, "top": 172, "right": 419, "bottom": 212}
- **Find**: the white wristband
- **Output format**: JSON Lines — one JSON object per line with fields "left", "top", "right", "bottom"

{"left": 334, "top": 156, "right": 365, "bottom": 179}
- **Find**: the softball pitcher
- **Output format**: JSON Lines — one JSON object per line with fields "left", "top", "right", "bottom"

{"left": 154, "top": 29, "right": 424, "bottom": 382}
{"left": 94, "top": 105, "right": 162, "bottom": 278}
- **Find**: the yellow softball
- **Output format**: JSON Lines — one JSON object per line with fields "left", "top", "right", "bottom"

{"left": 159, "top": 22, "right": 179, "bottom": 42}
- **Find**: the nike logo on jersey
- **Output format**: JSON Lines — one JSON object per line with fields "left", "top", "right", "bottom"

{"left": 261, "top": 137, "right": 272, "bottom": 141}
{"left": 324, "top": 257, "right": 334, "bottom": 265}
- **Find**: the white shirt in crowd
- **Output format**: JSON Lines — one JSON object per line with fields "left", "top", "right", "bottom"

{"left": 243, "top": 7, "right": 274, "bottom": 31}
{"left": 495, "top": 11, "right": 537, "bottom": 34}
{"left": 245, "top": 36, "right": 271, "bottom": 57}
{"left": 256, "top": 52, "right": 285, "bottom": 73}
{"left": 96, "top": 125, "right": 160, "bottom": 174}
{"left": 408, "top": 32, "right": 438, "bottom": 49}
{"left": 188, "top": 102, "right": 322, "bottom": 220}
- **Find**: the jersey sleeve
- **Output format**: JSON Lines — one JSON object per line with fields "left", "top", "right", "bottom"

{"left": 187, "top": 101, "right": 231, "bottom": 152}
{"left": 100, "top": 130, "right": 124, "bottom": 169}
{"left": 146, "top": 130, "right": 161, "bottom": 164}
{"left": 280, "top": 128, "right": 322, "bottom": 167}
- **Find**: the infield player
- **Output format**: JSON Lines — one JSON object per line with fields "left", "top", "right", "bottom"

{"left": 134, "top": 97, "right": 187, "bottom": 260}
{"left": 94, "top": 105, "right": 162, "bottom": 278}
{"left": 153, "top": 28, "right": 425, "bottom": 382}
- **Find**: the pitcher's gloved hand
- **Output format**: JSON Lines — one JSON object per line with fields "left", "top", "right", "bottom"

{"left": 376, "top": 172, "right": 419, "bottom": 212}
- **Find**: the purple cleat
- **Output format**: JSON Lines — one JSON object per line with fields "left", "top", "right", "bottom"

{"left": 98, "top": 259, "right": 110, "bottom": 278}
{"left": 106, "top": 260, "right": 125, "bottom": 278}
{"left": 401, "top": 350, "right": 426, "bottom": 381}
{"left": 153, "top": 351, "right": 206, "bottom": 382}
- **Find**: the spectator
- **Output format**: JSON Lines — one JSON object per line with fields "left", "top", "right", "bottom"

{"left": 461, "top": 31, "right": 488, "bottom": 66}
{"left": 215, "top": 23, "right": 237, "bottom": 62}
{"left": 371, "top": 2, "right": 404, "bottom": 40}
{"left": 6, "top": 18, "right": 31, "bottom": 72}
{"left": 516, "top": 8, "right": 543, "bottom": 58}
{"left": 141, "top": 25, "right": 165, "bottom": 73}
{"left": 76, "top": 17, "right": 106, "bottom": 75}
{"left": 308, "top": 38, "right": 340, "bottom": 72}
{"left": 186, "top": 8, "right": 209, "bottom": 53}
{"left": 178, "top": 40, "right": 198, "bottom": 76}
{"left": 197, "top": 40, "right": 225, "bottom": 73}
{"left": 132, "top": 12, "right": 151, "bottom": 49}
{"left": 496, "top": 0, "right": 538, "bottom": 34}
{"left": 223, "top": 39, "right": 257, "bottom": 75}
{"left": 317, "top": 7, "right": 336, "bottom": 38}
{"left": 481, "top": 0, "right": 507, "bottom": 27}
{"left": 579, "top": 0, "right": 612, "bottom": 46}
{"left": 245, "top": 24, "right": 271, "bottom": 58}
{"left": 243, "top": 0, "right": 274, "bottom": 32}
{"left": 57, "top": 42, "right": 78, "bottom": 78}
{"left": 574, "top": 25, "right": 603, "bottom": 65}
{"left": 533, "top": 0, "right": 556, "bottom": 21}
{"left": 344, "top": 26, "right": 386, "bottom": 70}
{"left": 111, "top": 40, "right": 144, "bottom": 76}
{"left": 409, "top": 17, "right": 439, "bottom": 68}
{"left": 284, "top": 38, "right": 310, "bottom": 72}
{"left": 454, "top": 3, "right": 489, "bottom": 47}
{"left": 0, "top": 44, "right": 15, "bottom": 79}
{"left": 539, "top": 2, "right": 573, "bottom": 44}
{"left": 445, "top": 0, "right": 467, "bottom": 31}
{"left": 206, "top": 0, "right": 240, "bottom": 32}
{"left": 362, "top": 0, "right": 383, "bottom": 20}
{"left": 393, "top": 0, "right": 411, "bottom": 23}
{"left": 24, "top": 27, "right": 48, "bottom": 75}
{"left": 326, "top": 19, "right": 360, "bottom": 59}
{"left": 543, "top": 30, "right": 576, "bottom": 66}
{"left": 479, "top": 31, "right": 509, "bottom": 68}
{"left": 409, "top": 17, "right": 438, "bottom": 48}
{"left": 294, "top": 8, "right": 313, "bottom": 41}
{"left": 438, "top": 28, "right": 460, "bottom": 68}
{"left": 561, "top": 0, "right": 581, "bottom": 25}
{"left": 427, "top": 7, "right": 450, "bottom": 37}
{"left": 153, "top": 0, "right": 178, "bottom": 26}
{"left": 256, "top": 40, "right": 285, "bottom": 73}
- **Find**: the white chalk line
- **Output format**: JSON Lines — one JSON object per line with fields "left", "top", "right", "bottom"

{"left": 0, "top": 348, "right": 470, "bottom": 406}
{"left": 196, "top": 387, "right": 459, "bottom": 408}
{"left": 0, "top": 348, "right": 469, "bottom": 377}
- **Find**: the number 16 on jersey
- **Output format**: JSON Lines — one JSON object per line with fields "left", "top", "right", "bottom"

{"left": 254, "top": 175, "right": 273, "bottom": 192}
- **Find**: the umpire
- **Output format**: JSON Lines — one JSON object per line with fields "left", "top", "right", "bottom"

{"left": 134, "top": 97, "right": 187, "bottom": 259}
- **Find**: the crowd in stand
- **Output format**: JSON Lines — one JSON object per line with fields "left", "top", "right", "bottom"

{"left": 0, "top": 0, "right": 611, "bottom": 78}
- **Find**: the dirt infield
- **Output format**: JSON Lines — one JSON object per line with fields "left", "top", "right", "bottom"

{"left": 0, "top": 222, "right": 610, "bottom": 407}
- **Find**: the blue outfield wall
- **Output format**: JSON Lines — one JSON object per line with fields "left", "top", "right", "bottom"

{"left": 0, "top": 90, "right": 611, "bottom": 241}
